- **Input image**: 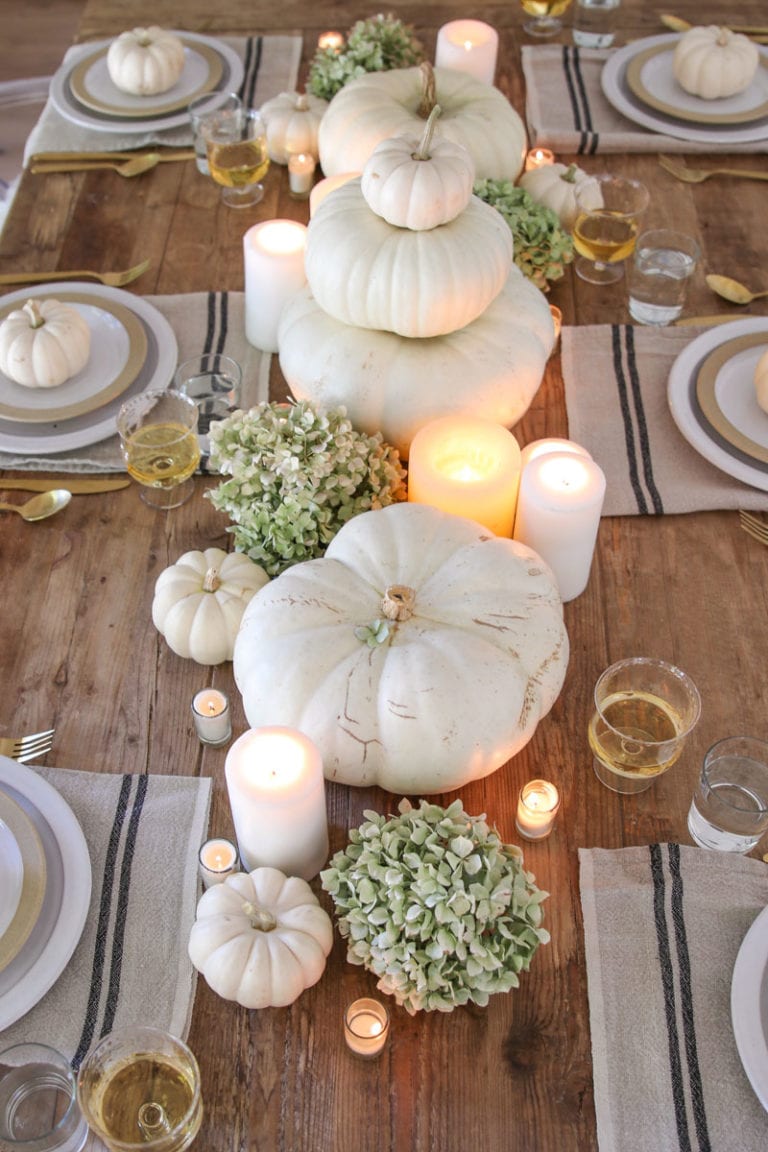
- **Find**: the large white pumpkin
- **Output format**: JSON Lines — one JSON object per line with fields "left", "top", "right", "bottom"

{"left": 279, "top": 263, "right": 554, "bottom": 457}
{"left": 318, "top": 63, "right": 527, "bottom": 181}
{"left": 234, "top": 504, "right": 568, "bottom": 795}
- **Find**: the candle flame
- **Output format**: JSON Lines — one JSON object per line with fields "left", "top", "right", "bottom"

{"left": 463, "top": 39, "right": 473, "bottom": 51}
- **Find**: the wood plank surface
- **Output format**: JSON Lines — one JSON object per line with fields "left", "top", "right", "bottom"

{"left": 1, "top": 3, "right": 768, "bottom": 1150}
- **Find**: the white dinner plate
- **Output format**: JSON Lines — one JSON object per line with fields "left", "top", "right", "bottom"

{"left": 0, "top": 817, "right": 23, "bottom": 941}
{"left": 667, "top": 318, "right": 768, "bottom": 492}
{"left": 731, "top": 904, "right": 768, "bottom": 1112}
{"left": 695, "top": 334, "right": 768, "bottom": 467}
{"left": 602, "top": 35, "right": 768, "bottom": 145}
{"left": 0, "top": 789, "right": 46, "bottom": 973}
{"left": 626, "top": 42, "right": 768, "bottom": 126}
{"left": 0, "top": 757, "right": 91, "bottom": 1032}
{"left": 0, "top": 284, "right": 177, "bottom": 455}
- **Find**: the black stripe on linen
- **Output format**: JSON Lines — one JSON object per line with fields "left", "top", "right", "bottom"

{"left": 667, "top": 844, "right": 712, "bottom": 1152}
{"left": 203, "top": 292, "right": 230, "bottom": 357}
{"left": 101, "top": 772, "right": 150, "bottom": 1035}
{"left": 216, "top": 292, "right": 229, "bottom": 355}
{"left": 570, "top": 48, "right": 599, "bottom": 154}
{"left": 561, "top": 46, "right": 590, "bottom": 155}
{"left": 611, "top": 324, "right": 648, "bottom": 514}
{"left": 240, "top": 36, "right": 264, "bottom": 110}
{"left": 650, "top": 842, "right": 692, "bottom": 1152}
{"left": 72, "top": 774, "right": 134, "bottom": 1071}
{"left": 623, "top": 326, "right": 664, "bottom": 514}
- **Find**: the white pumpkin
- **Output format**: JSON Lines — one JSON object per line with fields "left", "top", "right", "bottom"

{"left": 259, "top": 90, "right": 329, "bottom": 164}
{"left": 0, "top": 298, "right": 90, "bottom": 388}
{"left": 107, "top": 26, "right": 186, "bottom": 96}
{"left": 280, "top": 264, "right": 554, "bottom": 457}
{"left": 519, "top": 162, "right": 602, "bottom": 231}
{"left": 672, "top": 26, "right": 759, "bottom": 99}
{"left": 319, "top": 62, "right": 527, "bottom": 181}
{"left": 234, "top": 503, "right": 569, "bottom": 795}
{"left": 188, "top": 867, "right": 333, "bottom": 1009}
{"left": 152, "top": 548, "right": 270, "bottom": 665}
{"left": 305, "top": 178, "right": 512, "bottom": 338}
{"left": 755, "top": 347, "right": 768, "bottom": 416}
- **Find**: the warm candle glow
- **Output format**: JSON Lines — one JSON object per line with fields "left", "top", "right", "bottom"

{"left": 525, "top": 147, "right": 556, "bottom": 171}
{"left": 344, "top": 998, "right": 390, "bottom": 1057}
{"left": 317, "top": 30, "right": 344, "bottom": 52}
{"left": 288, "top": 152, "right": 316, "bottom": 197}
{"left": 244, "top": 220, "right": 307, "bottom": 353}
{"left": 309, "top": 172, "right": 360, "bottom": 217}
{"left": 191, "top": 689, "right": 231, "bottom": 746}
{"left": 520, "top": 438, "right": 592, "bottom": 468}
{"left": 198, "top": 837, "right": 239, "bottom": 888}
{"left": 516, "top": 780, "right": 560, "bottom": 840}
{"left": 435, "top": 20, "right": 499, "bottom": 84}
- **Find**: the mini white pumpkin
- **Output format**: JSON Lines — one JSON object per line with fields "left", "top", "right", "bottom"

{"left": 673, "top": 26, "right": 759, "bottom": 100}
{"left": 152, "top": 548, "right": 270, "bottom": 665}
{"left": 107, "top": 26, "right": 186, "bottom": 96}
{"left": 755, "top": 347, "right": 768, "bottom": 416}
{"left": 0, "top": 298, "right": 90, "bottom": 388}
{"left": 519, "top": 162, "right": 602, "bottom": 232}
{"left": 259, "top": 90, "right": 328, "bottom": 164}
{"left": 188, "top": 867, "right": 333, "bottom": 1009}
{"left": 234, "top": 503, "right": 569, "bottom": 795}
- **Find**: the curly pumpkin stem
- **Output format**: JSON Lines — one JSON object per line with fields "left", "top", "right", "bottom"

{"left": 241, "top": 901, "right": 277, "bottom": 932}
{"left": 417, "top": 61, "right": 437, "bottom": 119}
{"left": 413, "top": 104, "right": 442, "bottom": 161}
{"left": 202, "top": 566, "right": 222, "bottom": 593}
{"left": 381, "top": 585, "right": 416, "bottom": 622}
{"left": 22, "top": 300, "right": 46, "bottom": 330}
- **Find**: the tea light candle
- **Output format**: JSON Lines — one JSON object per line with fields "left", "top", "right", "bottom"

{"left": 549, "top": 304, "right": 563, "bottom": 345}
{"left": 516, "top": 780, "right": 560, "bottom": 840}
{"left": 435, "top": 20, "right": 499, "bottom": 85}
{"left": 309, "top": 172, "right": 360, "bottom": 217}
{"left": 288, "top": 151, "right": 316, "bottom": 197}
{"left": 317, "top": 30, "right": 344, "bottom": 52}
{"left": 243, "top": 220, "right": 307, "bottom": 353}
{"left": 191, "top": 689, "right": 232, "bottom": 746}
{"left": 513, "top": 451, "right": 606, "bottom": 602}
{"left": 525, "top": 147, "right": 555, "bottom": 171}
{"left": 224, "top": 726, "right": 329, "bottom": 880}
{"left": 198, "top": 837, "right": 239, "bottom": 888}
{"left": 407, "top": 415, "right": 521, "bottom": 536}
{"left": 344, "top": 998, "right": 390, "bottom": 1058}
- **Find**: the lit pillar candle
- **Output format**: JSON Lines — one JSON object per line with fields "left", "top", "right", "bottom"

{"left": 243, "top": 220, "right": 307, "bottom": 353}
{"left": 520, "top": 438, "right": 592, "bottom": 469}
{"left": 513, "top": 450, "right": 606, "bottom": 601}
{"left": 224, "top": 726, "right": 329, "bottom": 880}
{"left": 198, "top": 837, "right": 239, "bottom": 888}
{"left": 407, "top": 415, "right": 521, "bottom": 536}
{"left": 309, "top": 172, "right": 360, "bottom": 218}
{"left": 516, "top": 780, "right": 560, "bottom": 840}
{"left": 191, "top": 689, "right": 232, "bottom": 746}
{"left": 317, "top": 30, "right": 344, "bottom": 52}
{"left": 344, "top": 998, "right": 390, "bottom": 1058}
{"left": 288, "top": 151, "right": 316, "bottom": 197}
{"left": 435, "top": 20, "right": 499, "bottom": 85}
{"left": 525, "top": 147, "right": 556, "bottom": 171}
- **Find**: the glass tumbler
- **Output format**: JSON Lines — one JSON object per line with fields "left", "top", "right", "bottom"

{"left": 688, "top": 736, "right": 768, "bottom": 853}
{"left": 0, "top": 1043, "right": 88, "bottom": 1152}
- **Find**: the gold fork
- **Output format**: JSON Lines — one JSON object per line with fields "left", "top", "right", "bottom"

{"left": 0, "top": 727, "right": 55, "bottom": 763}
{"left": 0, "top": 259, "right": 150, "bottom": 289}
{"left": 739, "top": 510, "right": 768, "bottom": 546}
{"left": 658, "top": 155, "right": 768, "bottom": 184}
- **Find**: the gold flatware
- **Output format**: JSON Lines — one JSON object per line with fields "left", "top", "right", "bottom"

{"left": 706, "top": 274, "right": 768, "bottom": 305}
{"left": 739, "top": 510, "right": 768, "bottom": 546}
{"left": 31, "top": 154, "right": 163, "bottom": 178}
{"left": 0, "top": 259, "right": 150, "bottom": 288}
{"left": 30, "top": 149, "right": 195, "bottom": 164}
{"left": 0, "top": 490, "right": 71, "bottom": 521}
{"left": 675, "top": 314, "right": 765, "bottom": 327}
{"left": 660, "top": 14, "right": 768, "bottom": 37}
{"left": 0, "top": 728, "right": 55, "bottom": 764}
{"left": 658, "top": 155, "right": 768, "bottom": 184}
{"left": 0, "top": 478, "right": 130, "bottom": 493}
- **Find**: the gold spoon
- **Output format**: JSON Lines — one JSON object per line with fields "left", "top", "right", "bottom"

{"left": 0, "top": 489, "right": 72, "bottom": 521}
{"left": 706, "top": 274, "right": 768, "bottom": 305}
{"left": 30, "top": 153, "right": 162, "bottom": 178}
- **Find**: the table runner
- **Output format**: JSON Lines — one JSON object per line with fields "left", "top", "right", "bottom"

{"left": 0, "top": 762, "right": 211, "bottom": 1062}
{"left": 523, "top": 45, "right": 768, "bottom": 155}
{"left": 0, "top": 292, "right": 270, "bottom": 473}
{"left": 562, "top": 324, "right": 768, "bottom": 515}
{"left": 579, "top": 844, "right": 768, "bottom": 1152}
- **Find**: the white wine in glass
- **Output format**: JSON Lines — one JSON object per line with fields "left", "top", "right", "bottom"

{"left": 203, "top": 108, "right": 269, "bottom": 208}
{"left": 572, "top": 173, "right": 649, "bottom": 284}
{"left": 118, "top": 390, "right": 200, "bottom": 510}
{"left": 520, "top": 0, "right": 573, "bottom": 37}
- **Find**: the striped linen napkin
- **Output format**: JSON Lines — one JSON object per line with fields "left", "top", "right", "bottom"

{"left": 562, "top": 324, "right": 768, "bottom": 516}
{"left": 579, "top": 844, "right": 768, "bottom": 1152}
{"left": 522, "top": 45, "right": 768, "bottom": 155}
{"left": 0, "top": 764, "right": 211, "bottom": 1062}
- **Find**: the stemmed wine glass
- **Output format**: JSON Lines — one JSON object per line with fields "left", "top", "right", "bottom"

{"left": 117, "top": 389, "right": 201, "bottom": 510}
{"left": 572, "top": 173, "right": 649, "bottom": 285}
{"left": 519, "top": 0, "right": 573, "bottom": 37}
{"left": 201, "top": 107, "right": 270, "bottom": 209}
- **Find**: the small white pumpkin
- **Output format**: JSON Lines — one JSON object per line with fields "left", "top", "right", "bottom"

{"left": 519, "top": 162, "right": 602, "bottom": 232}
{"left": 673, "top": 26, "right": 759, "bottom": 100}
{"left": 188, "top": 867, "right": 333, "bottom": 1009}
{"left": 259, "top": 90, "right": 329, "bottom": 164}
{"left": 755, "top": 347, "right": 768, "bottom": 416}
{"left": 360, "top": 104, "right": 475, "bottom": 231}
{"left": 0, "top": 298, "right": 90, "bottom": 388}
{"left": 107, "top": 26, "right": 186, "bottom": 96}
{"left": 152, "top": 548, "right": 270, "bottom": 665}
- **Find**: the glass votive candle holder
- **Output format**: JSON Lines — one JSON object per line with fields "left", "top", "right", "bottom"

{"left": 191, "top": 689, "right": 232, "bottom": 747}
{"left": 198, "top": 838, "right": 240, "bottom": 888}
{"left": 515, "top": 779, "right": 560, "bottom": 840}
{"left": 343, "top": 998, "right": 390, "bottom": 1058}
{"left": 287, "top": 151, "right": 316, "bottom": 198}
{"left": 525, "top": 147, "right": 555, "bottom": 171}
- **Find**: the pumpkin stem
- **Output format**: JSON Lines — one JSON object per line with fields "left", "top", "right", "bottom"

{"left": 241, "top": 901, "right": 277, "bottom": 932}
{"left": 562, "top": 163, "right": 579, "bottom": 184}
{"left": 417, "top": 61, "right": 437, "bottom": 119}
{"left": 22, "top": 299, "right": 46, "bottom": 330}
{"left": 413, "top": 105, "right": 442, "bottom": 161}
{"left": 381, "top": 585, "right": 416, "bottom": 622}
{"left": 295, "top": 93, "right": 309, "bottom": 111}
{"left": 202, "top": 566, "right": 222, "bottom": 593}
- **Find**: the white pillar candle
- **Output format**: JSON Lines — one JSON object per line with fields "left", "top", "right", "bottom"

{"left": 309, "top": 172, "right": 360, "bottom": 218}
{"left": 224, "top": 726, "right": 329, "bottom": 880}
{"left": 407, "top": 415, "right": 521, "bottom": 537}
{"left": 513, "top": 451, "right": 606, "bottom": 602}
{"left": 435, "top": 20, "right": 499, "bottom": 85}
{"left": 243, "top": 220, "right": 307, "bottom": 353}
{"left": 344, "top": 998, "right": 390, "bottom": 1058}
{"left": 198, "top": 837, "right": 239, "bottom": 888}
{"left": 520, "top": 438, "right": 592, "bottom": 469}
{"left": 515, "top": 780, "right": 560, "bottom": 840}
{"left": 191, "top": 689, "right": 232, "bottom": 746}
{"left": 525, "top": 147, "right": 556, "bottom": 171}
{"left": 288, "top": 152, "right": 316, "bottom": 197}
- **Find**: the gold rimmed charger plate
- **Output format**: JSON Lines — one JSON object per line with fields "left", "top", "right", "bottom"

{"left": 0, "top": 292, "right": 147, "bottom": 423}
{"left": 626, "top": 43, "right": 768, "bottom": 126}
{"left": 696, "top": 333, "right": 768, "bottom": 465}
{"left": 0, "top": 790, "right": 47, "bottom": 974}
{"left": 69, "top": 37, "right": 224, "bottom": 119}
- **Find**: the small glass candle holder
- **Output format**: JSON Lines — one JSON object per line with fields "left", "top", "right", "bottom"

{"left": 525, "top": 147, "right": 555, "bottom": 171}
{"left": 198, "top": 838, "right": 240, "bottom": 888}
{"left": 191, "top": 689, "right": 232, "bottom": 747}
{"left": 287, "top": 151, "right": 317, "bottom": 199}
{"left": 317, "top": 30, "right": 344, "bottom": 51}
{"left": 343, "top": 998, "right": 390, "bottom": 1058}
{"left": 516, "top": 780, "right": 560, "bottom": 840}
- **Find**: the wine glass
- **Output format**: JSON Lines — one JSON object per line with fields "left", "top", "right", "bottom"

{"left": 117, "top": 389, "right": 201, "bottom": 510}
{"left": 202, "top": 107, "right": 269, "bottom": 209}
{"left": 519, "top": 0, "right": 573, "bottom": 37}
{"left": 572, "top": 173, "right": 649, "bottom": 285}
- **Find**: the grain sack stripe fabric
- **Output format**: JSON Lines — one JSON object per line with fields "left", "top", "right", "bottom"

{"left": 240, "top": 36, "right": 264, "bottom": 110}
{"left": 610, "top": 324, "right": 664, "bottom": 515}
{"left": 203, "top": 291, "right": 230, "bottom": 357}
{"left": 562, "top": 47, "right": 598, "bottom": 155}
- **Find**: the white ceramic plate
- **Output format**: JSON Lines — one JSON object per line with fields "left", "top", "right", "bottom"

{"left": 0, "top": 757, "right": 91, "bottom": 1031}
{"left": 626, "top": 42, "right": 768, "bottom": 126}
{"left": 602, "top": 35, "right": 768, "bottom": 145}
{"left": 731, "top": 904, "right": 768, "bottom": 1112}
{"left": 0, "top": 817, "right": 23, "bottom": 940}
{"left": 0, "top": 284, "right": 177, "bottom": 455}
{"left": 695, "top": 334, "right": 768, "bottom": 467}
{"left": 668, "top": 318, "right": 768, "bottom": 492}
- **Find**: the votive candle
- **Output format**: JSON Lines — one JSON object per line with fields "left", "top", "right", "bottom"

{"left": 198, "top": 837, "right": 239, "bottom": 888}
{"left": 525, "top": 147, "right": 556, "bottom": 171}
{"left": 435, "top": 20, "right": 499, "bottom": 85}
{"left": 243, "top": 220, "right": 307, "bottom": 353}
{"left": 344, "top": 998, "right": 390, "bottom": 1058}
{"left": 516, "top": 779, "right": 560, "bottom": 840}
{"left": 288, "top": 151, "right": 316, "bottom": 197}
{"left": 309, "top": 172, "right": 360, "bottom": 217}
{"left": 191, "top": 689, "right": 232, "bottom": 746}
{"left": 317, "top": 30, "right": 344, "bottom": 52}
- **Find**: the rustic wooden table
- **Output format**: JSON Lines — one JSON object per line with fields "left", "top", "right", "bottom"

{"left": 1, "top": 3, "right": 767, "bottom": 1149}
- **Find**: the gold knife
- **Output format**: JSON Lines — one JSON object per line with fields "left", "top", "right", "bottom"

{"left": 0, "top": 478, "right": 130, "bottom": 493}
{"left": 675, "top": 315, "right": 768, "bottom": 327}
{"left": 661, "top": 14, "right": 768, "bottom": 36}
{"left": 30, "top": 149, "right": 196, "bottom": 164}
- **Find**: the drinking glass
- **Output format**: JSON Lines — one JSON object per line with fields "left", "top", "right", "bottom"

{"left": 589, "top": 657, "right": 701, "bottom": 794}
{"left": 520, "top": 0, "right": 574, "bottom": 38}
{"left": 687, "top": 736, "right": 768, "bottom": 853}
{"left": 627, "top": 229, "right": 700, "bottom": 326}
{"left": 187, "top": 91, "right": 242, "bottom": 176}
{"left": 0, "top": 1043, "right": 88, "bottom": 1152}
{"left": 202, "top": 107, "right": 269, "bottom": 208}
{"left": 117, "top": 390, "right": 201, "bottom": 510}
{"left": 174, "top": 353, "right": 242, "bottom": 454}
{"left": 572, "top": 173, "right": 649, "bottom": 285}
{"left": 77, "top": 1026, "right": 202, "bottom": 1152}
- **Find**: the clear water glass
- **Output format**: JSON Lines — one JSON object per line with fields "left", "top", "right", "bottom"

{"left": 628, "top": 229, "right": 700, "bottom": 326}
{"left": 688, "top": 736, "right": 768, "bottom": 853}
{"left": 0, "top": 1043, "right": 88, "bottom": 1152}
{"left": 572, "top": 0, "right": 621, "bottom": 47}
{"left": 174, "top": 353, "right": 242, "bottom": 454}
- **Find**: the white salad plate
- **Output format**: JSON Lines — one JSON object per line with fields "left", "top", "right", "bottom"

{"left": 731, "top": 904, "right": 768, "bottom": 1112}
{"left": 0, "top": 817, "right": 23, "bottom": 941}
{"left": 625, "top": 41, "right": 768, "bottom": 126}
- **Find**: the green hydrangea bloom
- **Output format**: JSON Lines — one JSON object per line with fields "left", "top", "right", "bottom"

{"left": 308, "top": 13, "right": 425, "bottom": 102}
{"left": 473, "top": 179, "right": 574, "bottom": 293}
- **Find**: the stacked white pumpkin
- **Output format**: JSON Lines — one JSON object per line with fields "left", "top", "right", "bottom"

{"left": 278, "top": 65, "right": 556, "bottom": 457}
